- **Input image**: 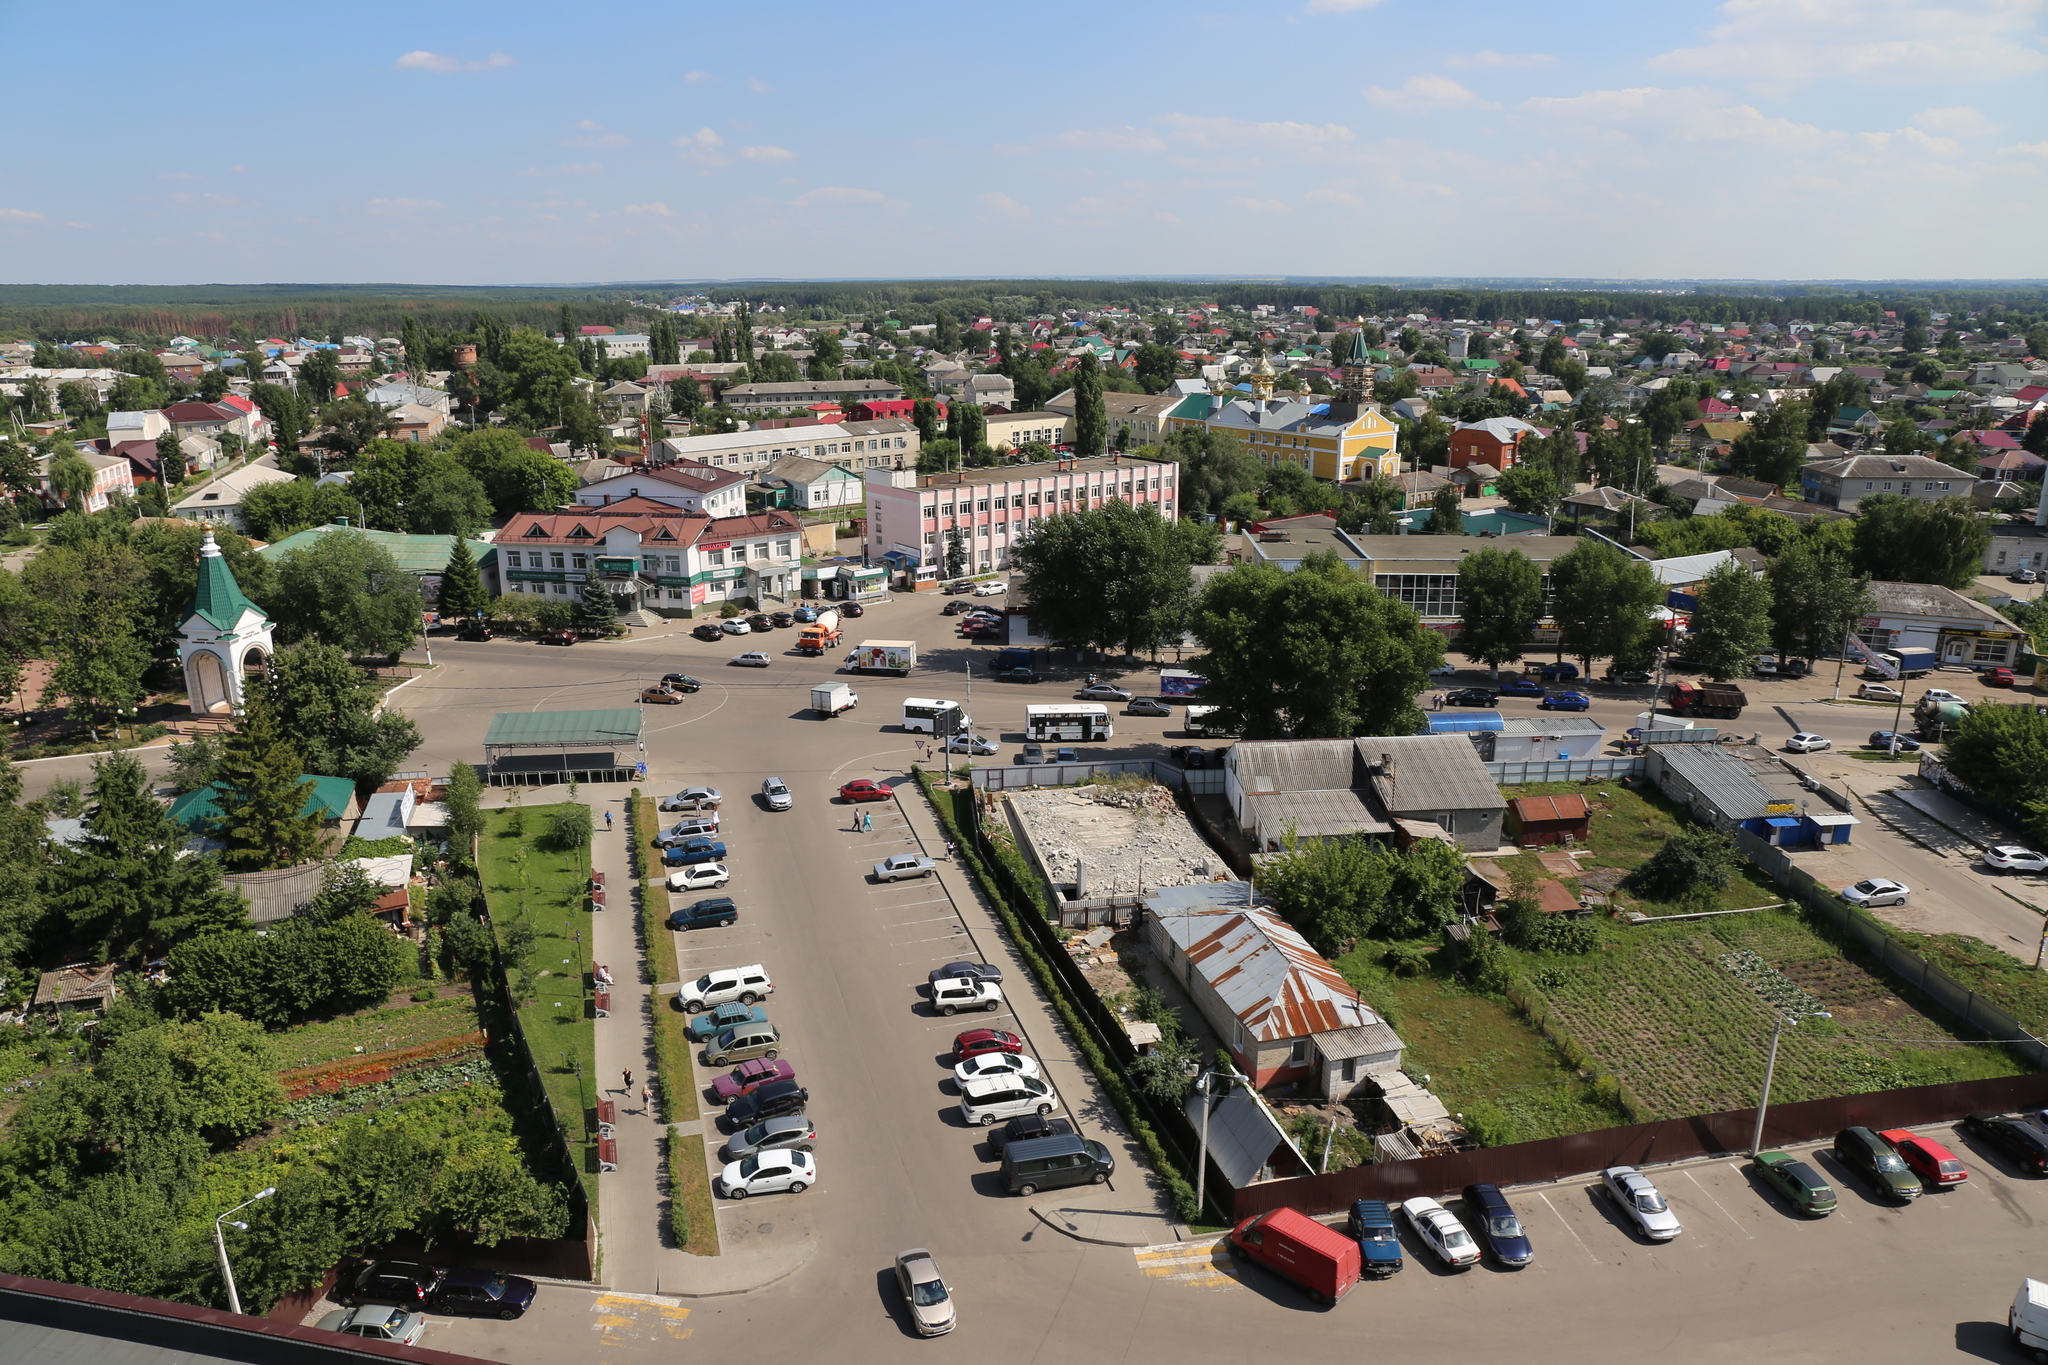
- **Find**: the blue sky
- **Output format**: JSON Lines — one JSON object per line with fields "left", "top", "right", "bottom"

{"left": 1, "top": 0, "right": 2043, "bottom": 285}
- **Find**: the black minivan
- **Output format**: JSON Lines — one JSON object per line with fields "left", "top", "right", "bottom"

{"left": 1002, "top": 1132, "right": 1115, "bottom": 1196}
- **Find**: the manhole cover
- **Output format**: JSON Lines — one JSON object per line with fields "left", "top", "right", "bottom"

{"left": 756, "top": 1223, "right": 773, "bottom": 1235}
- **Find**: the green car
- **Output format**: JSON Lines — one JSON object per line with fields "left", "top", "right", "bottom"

{"left": 1834, "top": 1125, "right": 1922, "bottom": 1202}
{"left": 1754, "top": 1151, "right": 1838, "bottom": 1216}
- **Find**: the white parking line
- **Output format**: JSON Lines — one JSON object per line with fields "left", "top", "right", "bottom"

{"left": 898, "top": 932, "right": 970, "bottom": 945}
{"left": 885, "top": 915, "right": 961, "bottom": 928}
{"left": 924, "top": 1013, "right": 1015, "bottom": 1029}
{"left": 1682, "top": 1169, "right": 1753, "bottom": 1239}
{"left": 1536, "top": 1191, "right": 1600, "bottom": 1263}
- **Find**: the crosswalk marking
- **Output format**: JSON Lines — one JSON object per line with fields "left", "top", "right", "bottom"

{"left": 592, "top": 1292, "right": 692, "bottom": 1349}
{"left": 1133, "top": 1238, "right": 1241, "bottom": 1289}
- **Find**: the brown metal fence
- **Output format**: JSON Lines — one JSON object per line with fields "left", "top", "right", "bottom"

{"left": 1231, "top": 1070, "right": 2048, "bottom": 1220}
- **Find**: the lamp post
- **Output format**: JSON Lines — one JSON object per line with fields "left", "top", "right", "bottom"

{"left": 1750, "top": 1009, "right": 1831, "bottom": 1156}
{"left": 1193, "top": 1064, "right": 1247, "bottom": 1225}
{"left": 213, "top": 1186, "right": 276, "bottom": 1314}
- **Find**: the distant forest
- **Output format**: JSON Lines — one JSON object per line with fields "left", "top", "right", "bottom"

{"left": 1, "top": 277, "right": 2042, "bottom": 348}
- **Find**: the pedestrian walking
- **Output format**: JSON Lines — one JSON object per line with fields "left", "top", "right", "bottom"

{"left": 861, "top": 810, "right": 873, "bottom": 834}
{"left": 622, "top": 1068, "right": 633, "bottom": 1093}
{"left": 641, "top": 1085, "right": 652, "bottom": 1113}
{"left": 943, "top": 839, "right": 955, "bottom": 861}
{"left": 604, "top": 810, "right": 613, "bottom": 832}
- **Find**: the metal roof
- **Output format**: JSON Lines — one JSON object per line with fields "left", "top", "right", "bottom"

{"left": 1231, "top": 739, "right": 1358, "bottom": 795}
{"left": 1149, "top": 886, "right": 1383, "bottom": 1043}
{"left": 1248, "top": 789, "right": 1394, "bottom": 840}
{"left": 1182, "top": 1084, "right": 1309, "bottom": 1187}
{"left": 1359, "top": 736, "right": 1506, "bottom": 818}
{"left": 1497, "top": 715, "right": 1605, "bottom": 736}
{"left": 1651, "top": 745, "right": 1778, "bottom": 819}
{"left": 1315, "top": 1020, "right": 1406, "bottom": 1061}
{"left": 1427, "top": 712, "right": 1502, "bottom": 733}
{"left": 481, "top": 709, "right": 644, "bottom": 749}
{"left": 1508, "top": 793, "right": 1590, "bottom": 824}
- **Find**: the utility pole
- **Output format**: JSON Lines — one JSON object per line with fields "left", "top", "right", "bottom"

{"left": 1750, "top": 1008, "right": 1830, "bottom": 1156}
{"left": 213, "top": 1187, "right": 277, "bottom": 1314}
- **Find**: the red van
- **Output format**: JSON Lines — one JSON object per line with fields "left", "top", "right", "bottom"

{"left": 1227, "top": 1207, "right": 1361, "bottom": 1306}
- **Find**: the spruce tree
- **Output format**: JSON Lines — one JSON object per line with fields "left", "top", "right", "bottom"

{"left": 576, "top": 581, "right": 620, "bottom": 636}
{"left": 1072, "top": 354, "right": 1107, "bottom": 457}
{"left": 156, "top": 429, "right": 186, "bottom": 486}
{"left": 210, "top": 692, "right": 324, "bottom": 872}
{"left": 438, "top": 540, "right": 488, "bottom": 621}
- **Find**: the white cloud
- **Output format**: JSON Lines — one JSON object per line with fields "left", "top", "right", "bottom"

{"left": 1446, "top": 50, "right": 1555, "bottom": 68}
{"left": 562, "top": 120, "right": 629, "bottom": 148}
{"left": 978, "top": 192, "right": 1032, "bottom": 219}
{"left": 393, "top": 50, "right": 514, "bottom": 74}
{"left": 748, "top": 78, "right": 774, "bottom": 93}
{"left": 1364, "top": 74, "right": 1497, "bottom": 110}
{"left": 1913, "top": 106, "right": 2001, "bottom": 137}
{"left": 1303, "top": 0, "right": 1390, "bottom": 11}
{"left": 684, "top": 71, "right": 718, "bottom": 83}
{"left": 677, "top": 128, "right": 727, "bottom": 167}
{"left": 365, "top": 198, "right": 443, "bottom": 214}
{"left": 623, "top": 202, "right": 673, "bottom": 216}
{"left": 1230, "top": 197, "right": 1292, "bottom": 213}
{"left": 1651, "top": 0, "right": 2048, "bottom": 88}
{"left": 156, "top": 171, "right": 195, "bottom": 181}
{"left": 741, "top": 145, "right": 797, "bottom": 163}
{"left": 792, "top": 186, "right": 888, "bottom": 205}
{"left": 1159, "top": 114, "right": 1356, "bottom": 148}
{"left": 2002, "top": 140, "right": 2048, "bottom": 157}
{"left": 519, "top": 162, "right": 603, "bottom": 177}
{"left": 0, "top": 207, "right": 47, "bottom": 222}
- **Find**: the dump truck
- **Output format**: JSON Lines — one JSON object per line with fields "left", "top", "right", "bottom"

{"left": 795, "top": 609, "right": 842, "bottom": 655}
{"left": 1662, "top": 680, "right": 1748, "bottom": 718}
{"left": 845, "top": 639, "right": 916, "bottom": 676}
{"left": 810, "top": 682, "right": 858, "bottom": 718}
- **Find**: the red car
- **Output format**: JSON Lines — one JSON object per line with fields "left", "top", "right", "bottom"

{"left": 1879, "top": 1128, "right": 1969, "bottom": 1188}
{"left": 953, "top": 1028, "right": 1024, "bottom": 1063}
{"left": 537, "top": 629, "right": 577, "bottom": 646}
{"left": 1983, "top": 667, "right": 2017, "bottom": 687}
{"left": 711, "top": 1058, "right": 796, "bottom": 1105}
{"left": 838, "top": 779, "right": 892, "bottom": 803}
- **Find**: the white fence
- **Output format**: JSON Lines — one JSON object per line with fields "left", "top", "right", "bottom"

{"left": 1488, "top": 756, "right": 1647, "bottom": 784}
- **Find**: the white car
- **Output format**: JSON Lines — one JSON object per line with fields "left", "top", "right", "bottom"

{"left": 895, "top": 1248, "right": 956, "bottom": 1337}
{"left": 1784, "top": 733, "right": 1831, "bottom": 753}
{"left": 729, "top": 651, "right": 771, "bottom": 667}
{"left": 958, "top": 1072, "right": 1057, "bottom": 1126}
{"left": 1842, "top": 877, "right": 1910, "bottom": 907}
{"left": 1076, "top": 683, "right": 1134, "bottom": 702}
{"left": 678, "top": 964, "right": 774, "bottom": 1013}
{"left": 1400, "top": 1197, "right": 1480, "bottom": 1268}
{"left": 667, "top": 863, "right": 730, "bottom": 892}
{"left": 1984, "top": 846, "right": 2048, "bottom": 873}
{"left": 1428, "top": 662, "right": 1458, "bottom": 677}
{"left": 1922, "top": 688, "right": 1966, "bottom": 707}
{"left": 1602, "top": 1166, "right": 1682, "bottom": 1241}
{"left": 317, "top": 1306, "right": 426, "bottom": 1346}
{"left": 932, "top": 977, "right": 1004, "bottom": 1016}
{"left": 974, "top": 580, "right": 1008, "bottom": 596}
{"left": 943, "top": 733, "right": 999, "bottom": 756}
{"left": 762, "top": 776, "right": 793, "bottom": 811}
{"left": 716, "top": 1148, "right": 815, "bottom": 1199}
{"left": 721, "top": 618, "right": 752, "bottom": 635}
{"left": 661, "top": 786, "right": 723, "bottom": 811}
{"left": 953, "top": 1051, "right": 1042, "bottom": 1088}
{"left": 1856, "top": 682, "right": 1902, "bottom": 702}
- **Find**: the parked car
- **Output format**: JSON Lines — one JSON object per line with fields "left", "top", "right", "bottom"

{"left": 2010, "top": 568, "right": 2039, "bottom": 584}
{"left": 984, "top": 1113, "right": 1075, "bottom": 1156}
{"left": 723, "top": 1115, "right": 816, "bottom": 1162}
{"left": 729, "top": 651, "right": 772, "bottom": 667}
{"left": 1752, "top": 1151, "right": 1838, "bottom": 1216}
{"left": 661, "top": 673, "right": 704, "bottom": 692}
{"left": 930, "top": 961, "right": 1004, "bottom": 988}
{"left": 667, "top": 892, "right": 738, "bottom": 928}
{"left": 1604, "top": 668, "right": 1653, "bottom": 685}
{"left": 1785, "top": 733, "right": 1832, "bottom": 753}
{"left": 1923, "top": 688, "right": 1967, "bottom": 707}
{"left": 941, "top": 599, "right": 974, "bottom": 616}
{"left": 874, "top": 853, "right": 938, "bottom": 882}
{"left": 793, "top": 606, "right": 819, "bottom": 623}
{"left": 932, "top": 978, "right": 1003, "bottom": 1016}
{"left": 991, "top": 667, "right": 1039, "bottom": 683}
{"left": 1601, "top": 1166, "right": 1682, "bottom": 1240}
{"left": 537, "top": 629, "right": 577, "bottom": 646}
{"left": 960, "top": 620, "right": 1003, "bottom": 638}
{"left": 837, "top": 778, "right": 891, "bottom": 802}
{"left": 942, "top": 579, "right": 976, "bottom": 594}
{"left": 1172, "top": 745, "right": 1214, "bottom": 769}
{"left": 1053, "top": 746, "right": 1078, "bottom": 762}
{"left": 1842, "top": 877, "right": 1910, "bottom": 907}
{"left": 710, "top": 1057, "right": 796, "bottom": 1104}
{"left": 1345, "top": 1200, "right": 1404, "bottom": 1279}
{"left": 942, "top": 733, "right": 999, "bottom": 755}
{"left": 692, "top": 623, "right": 725, "bottom": 641}
{"left": 1227, "top": 1207, "right": 1361, "bottom": 1306}
{"left": 343, "top": 1260, "right": 444, "bottom": 1308}
{"left": 1540, "top": 690, "right": 1592, "bottom": 712}
{"left": 1076, "top": 683, "right": 1134, "bottom": 702}
{"left": 840, "top": 601, "right": 865, "bottom": 617}
{"left": 1880, "top": 1128, "right": 1969, "bottom": 1189}
{"left": 1833, "top": 1125, "right": 1923, "bottom": 1201}
{"left": 1399, "top": 1197, "right": 1480, "bottom": 1268}
{"left": 665, "top": 864, "right": 732, "bottom": 896}
{"left": 317, "top": 1306, "right": 425, "bottom": 1347}
{"left": 456, "top": 623, "right": 493, "bottom": 641}
{"left": 745, "top": 613, "right": 773, "bottom": 632}
{"left": 1443, "top": 687, "right": 1498, "bottom": 707}
{"left": 716, "top": 1149, "right": 815, "bottom": 1199}
{"left": 1461, "top": 1183, "right": 1533, "bottom": 1266}
{"left": 894, "top": 1249, "right": 957, "bottom": 1337}
{"left": 958, "top": 1072, "right": 1057, "bottom": 1126}
{"left": 1856, "top": 682, "right": 1903, "bottom": 701}
{"left": 1984, "top": 667, "right": 2018, "bottom": 687}
{"left": 661, "top": 786, "right": 723, "bottom": 810}
{"left": 1017, "top": 743, "right": 1046, "bottom": 765}
{"left": 721, "top": 1077, "right": 808, "bottom": 1132}
{"left": 685, "top": 1000, "right": 766, "bottom": 1044}
{"left": 953, "top": 1027, "right": 1024, "bottom": 1062}
{"left": 974, "top": 580, "right": 1008, "bottom": 596}
{"left": 655, "top": 815, "right": 720, "bottom": 846}
{"left": 954, "top": 1051, "right": 1041, "bottom": 1088}
{"left": 1539, "top": 660, "right": 1581, "bottom": 680}
{"left": 678, "top": 964, "right": 773, "bottom": 1013}
{"left": 770, "top": 611, "right": 794, "bottom": 629}
{"left": 661, "top": 836, "right": 727, "bottom": 867}
{"left": 1985, "top": 846, "right": 2048, "bottom": 873}
{"left": 1961, "top": 1111, "right": 2048, "bottom": 1175}
{"left": 720, "top": 619, "right": 751, "bottom": 635}
{"left": 1427, "top": 662, "right": 1459, "bottom": 678}
{"left": 1867, "top": 730, "right": 1920, "bottom": 752}
{"left": 427, "top": 1269, "right": 536, "bottom": 1320}
{"left": 703, "top": 1020, "right": 782, "bottom": 1067}
{"left": 1002, "top": 1131, "right": 1113, "bottom": 1196}
{"left": 1498, "top": 677, "right": 1546, "bottom": 698}
{"left": 1126, "top": 696, "right": 1173, "bottom": 716}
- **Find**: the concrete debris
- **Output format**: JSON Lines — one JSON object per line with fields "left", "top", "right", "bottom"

{"left": 1009, "top": 784, "right": 1219, "bottom": 895}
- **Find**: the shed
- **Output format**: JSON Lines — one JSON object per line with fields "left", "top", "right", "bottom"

{"left": 482, "top": 708, "right": 644, "bottom": 786}
{"left": 354, "top": 788, "right": 416, "bottom": 842}
{"left": 1803, "top": 811, "right": 1857, "bottom": 846}
{"left": 1183, "top": 1084, "right": 1312, "bottom": 1188}
{"left": 1427, "top": 710, "right": 1504, "bottom": 734}
{"left": 1507, "top": 793, "right": 1591, "bottom": 847}
{"left": 33, "top": 963, "right": 118, "bottom": 1014}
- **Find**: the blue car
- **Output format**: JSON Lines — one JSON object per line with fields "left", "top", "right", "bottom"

{"left": 1539, "top": 661, "right": 1581, "bottom": 681}
{"left": 1461, "top": 1183, "right": 1533, "bottom": 1267}
{"left": 1869, "top": 730, "right": 1921, "bottom": 752}
{"left": 793, "top": 606, "right": 819, "bottom": 623}
{"left": 686, "top": 1001, "right": 768, "bottom": 1043}
{"left": 1498, "top": 677, "right": 1546, "bottom": 697}
{"left": 662, "top": 836, "right": 728, "bottom": 866}
{"left": 1540, "top": 691, "right": 1591, "bottom": 711}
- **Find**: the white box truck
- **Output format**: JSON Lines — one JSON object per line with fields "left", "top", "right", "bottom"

{"left": 811, "top": 682, "right": 858, "bottom": 717}
{"left": 845, "top": 640, "right": 916, "bottom": 676}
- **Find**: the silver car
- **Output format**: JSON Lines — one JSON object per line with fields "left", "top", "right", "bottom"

{"left": 317, "top": 1305, "right": 426, "bottom": 1346}
{"left": 894, "top": 1249, "right": 957, "bottom": 1336}
{"left": 762, "top": 776, "right": 793, "bottom": 811}
{"left": 661, "top": 786, "right": 724, "bottom": 811}
{"left": 722, "top": 1114, "right": 817, "bottom": 1161}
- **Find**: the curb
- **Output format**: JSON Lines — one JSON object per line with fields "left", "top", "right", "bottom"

{"left": 1027, "top": 1204, "right": 1184, "bottom": 1248}
{"left": 373, "top": 668, "right": 433, "bottom": 716}
{"left": 657, "top": 1238, "right": 817, "bottom": 1299}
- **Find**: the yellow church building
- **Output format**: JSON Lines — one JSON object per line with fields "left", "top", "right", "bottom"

{"left": 1164, "top": 333, "right": 1399, "bottom": 483}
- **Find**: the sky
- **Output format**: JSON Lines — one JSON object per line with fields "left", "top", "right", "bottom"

{"left": 1, "top": 0, "right": 2043, "bottom": 286}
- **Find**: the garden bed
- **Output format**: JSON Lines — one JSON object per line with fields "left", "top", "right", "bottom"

{"left": 268, "top": 998, "right": 482, "bottom": 1071}
{"left": 1499, "top": 780, "right": 1781, "bottom": 916}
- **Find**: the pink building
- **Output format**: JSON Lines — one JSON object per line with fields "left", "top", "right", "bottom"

{"left": 862, "top": 453, "right": 1179, "bottom": 581}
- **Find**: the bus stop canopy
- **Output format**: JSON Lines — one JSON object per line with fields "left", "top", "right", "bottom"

{"left": 482, "top": 709, "right": 644, "bottom": 786}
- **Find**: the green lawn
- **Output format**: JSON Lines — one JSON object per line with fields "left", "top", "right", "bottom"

{"left": 1501, "top": 779, "right": 1781, "bottom": 916}
{"left": 1883, "top": 929, "right": 2048, "bottom": 1037}
{"left": 479, "top": 803, "right": 599, "bottom": 1212}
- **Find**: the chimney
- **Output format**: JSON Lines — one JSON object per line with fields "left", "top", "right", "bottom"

{"left": 1378, "top": 752, "right": 1396, "bottom": 792}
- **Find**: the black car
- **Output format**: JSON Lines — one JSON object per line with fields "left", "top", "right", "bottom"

{"left": 668, "top": 896, "right": 738, "bottom": 931}
{"left": 745, "top": 613, "right": 773, "bottom": 632}
{"left": 428, "top": 1269, "right": 537, "bottom": 1320}
{"left": 1961, "top": 1111, "right": 2048, "bottom": 1175}
{"left": 662, "top": 673, "right": 704, "bottom": 693}
{"left": 345, "top": 1260, "right": 445, "bottom": 1308}
{"left": 992, "top": 667, "right": 1039, "bottom": 684}
{"left": 1126, "top": 697, "right": 1173, "bottom": 717}
{"left": 1602, "top": 668, "right": 1652, "bottom": 685}
{"left": 692, "top": 623, "right": 725, "bottom": 641}
{"left": 770, "top": 611, "right": 794, "bottom": 628}
{"left": 1461, "top": 1183, "right": 1534, "bottom": 1266}
{"left": 841, "top": 601, "right": 865, "bottom": 617}
{"left": 722, "top": 1077, "right": 808, "bottom": 1131}
{"left": 929, "top": 961, "right": 1005, "bottom": 988}
{"left": 985, "top": 1113, "right": 1075, "bottom": 1156}
{"left": 1443, "top": 687, "right": 1498, "bottom": 707}
{"left": 1173, "top": 745, "right": 1212, "bottom": 769}
{"left": 456, "top": 623, "right": 493, "bottom": 641}
{"left": 942, "top": 600, "right": 973, "bottom": 616}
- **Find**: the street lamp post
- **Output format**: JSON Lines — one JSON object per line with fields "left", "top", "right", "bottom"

{"left": 1750, "top": 1010, "right": 1832, "bottom": 1156}
{"left": 213, "top": 1186, "right": 277, "bottom": 1314}
{"left": 1193, "top": 1064, "right": 1247, "bottom": 1224}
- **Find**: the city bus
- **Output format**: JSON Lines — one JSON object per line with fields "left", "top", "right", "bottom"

{"left": 1024, "top": 704, "right": 1113, "bottom": 742}
{"left": 901, "top": 697, "right": 970, "bottom": 735}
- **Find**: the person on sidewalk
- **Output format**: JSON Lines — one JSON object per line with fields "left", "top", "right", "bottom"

{"left": 621, "top": 1068, "right": 633, "bottom": 1093}
{"left": 604, "top": 810, "right": 614, "bottom": 832}
{"left": 943, "top": 840, "right": 955, "bottom": 861}
{"left": 641, "top": 1084, "right": 652, "bottom": 1114}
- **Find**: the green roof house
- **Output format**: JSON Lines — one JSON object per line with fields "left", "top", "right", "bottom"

{"left": 259, "top": 523, "right": 498, "bottom": 590}
{"left": 170, "top": 774, "right": 361, "bottom": 848}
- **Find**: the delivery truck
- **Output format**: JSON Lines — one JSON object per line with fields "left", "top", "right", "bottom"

{"left": 1865, "top": 647, "right": 1937, "bottom": 679}
{"left": 845, "top": 640, "right": 916, "bottom": 676}
{"left": 1662, "top": 680, "right": 1748, "bottom": 719}
{"left": 810, "top": 682, "right": 858, "bottom": 718}
{"left": 2012, "top": 1279, "right": 2048, "bottom": 1362}
{"left": 1158, "top": 669, "right": 1208, "bottom": 697}
{"left": 795, "top": 610, "right": 842, "bottom": 655}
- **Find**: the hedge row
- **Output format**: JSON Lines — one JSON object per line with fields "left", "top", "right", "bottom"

{"left": 911, "top": 772, "right": 1203, "bottom": 1225}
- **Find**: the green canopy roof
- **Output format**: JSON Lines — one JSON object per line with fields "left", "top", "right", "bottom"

{"left": 482, "top": 709, "right": 644, "bottom": 749}
{"left": 188, "top": 531, "right": 262, "bottom": 631}
{"left": 259, "top": 524, "right": 496, "bottom": 576}
{"left": 169, "top": 774, "right": 356, "bottom": 832}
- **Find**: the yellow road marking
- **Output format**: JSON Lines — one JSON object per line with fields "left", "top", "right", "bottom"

{"left": 593, "top": 1292, "right": 693, "bottom": 1345}
{"left": 1133, "top": 1238, "right": 1240, "bottom": 1289}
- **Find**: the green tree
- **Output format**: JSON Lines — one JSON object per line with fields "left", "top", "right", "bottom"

{"left": 448, "top": 427, "right": 577, "bottom": 514}
{"left": 1494, "top": 460, "right": 1565, "bottom": 516}
{"left": 1548, "top": 538, "right": 1662, "bottom": 673}
{"left": 96, "top": 1012, "right": 282, "bottom": 1147}
{"left": 48, "top": 452, "right": 97, "bottom": 509}
{"left": 236, "top": 478, "right": 360, "bottom": 542}
{"left": 1457, "top": 547, "right": 1545, "bottom": 675}
{"left": 42, "top": 603, "right": 147, "bottom": 739}
{"left": 947, "top": 401, "right": 986, "bottom": 455}
{"left": 1766, "top": 544, "right": 1873, "bottom": 664}
{"left": 1133, "top": 343, "right": 1180, "bottom": 393}
{"left": 1728, "top": 400, "right": 1810, "bottom": 489}
{"left": 312, "top": 397, "right": 400, "bottom": 462}
{"left": 154, "top": 430, "right": 186, "bottom": 486}
{"left": 1687, "top": 558, "right": 1773, "bottom": 681}
{"left": 261, "top": 528, "right": 422, "bottom": 658}
{"left": 443, "top": 760, "right": 485, "bottom": 871}
{"left": 262, "top": 643, "right": 423, "bottom": 792}
{"left": 911, "top": 398, "right": 940, "bottom": 447}
{"left": 576, "top": 581, "right": 620, "bottom": 636}
{"left": 1161, "top": 427, "right": 1261, "bottom": 517}
{"left": 438, "top": 539, "right": 488, "bottom": 620}
{"left": 1427, "top": 483, "right": 1465, "bottom": 534}
{"left": 208, "top": 693, "right": 324, "bottom": 871}
{"left": 297, "top": 349, "right": 342, "bottom": 406}
{"left": 943, "top": 525, "right": 967, "bottom": 578}
{"left": 1192, "top": 551, "right": 1442, "bottom": 739}
{"left": 1071, "top": 354, "right": 1107, "bottom": 457}
{"left": 1008, "top": 502, "right": 1207, "bottom": 657}
{"left": 1257, "top": 833, "right": 1395, "bottom": 954}
{"left": 1851, "top": 494, "right": 1991, "bottom": 589}
{"left": 1944, "top": 703, "right": 2048, "bottom": 837}
{"left": 1625, "top": 825, "right": 1743, "bottom": 909}
{"left": 250, "top": 383, "right": 309, "bottom": 454}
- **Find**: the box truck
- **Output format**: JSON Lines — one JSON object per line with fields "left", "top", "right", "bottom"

{"left": 845, "top": 640, "right": 916, "bottom": 676}
{"left": 810, "top": 683, "right": 858, "bottom": 717}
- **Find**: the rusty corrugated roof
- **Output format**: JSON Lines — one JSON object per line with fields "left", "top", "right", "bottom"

{"left": 1166, "top": 894, "right": 1378, "bottom": 1043}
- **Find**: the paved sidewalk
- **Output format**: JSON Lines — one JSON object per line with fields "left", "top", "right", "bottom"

{"left": 892, "top": 776, "right": 1184, "bottom": 1249}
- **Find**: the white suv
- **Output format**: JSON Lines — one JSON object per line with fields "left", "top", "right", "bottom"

{"left": 679, "top": 964, "right": 774, "bottom": 1014}
{"left": 959, "top": 1073, "right": 1057, "bottom": 1126}
{"left": 931, "top": 978, "right": 1003, "bottom": 1016}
